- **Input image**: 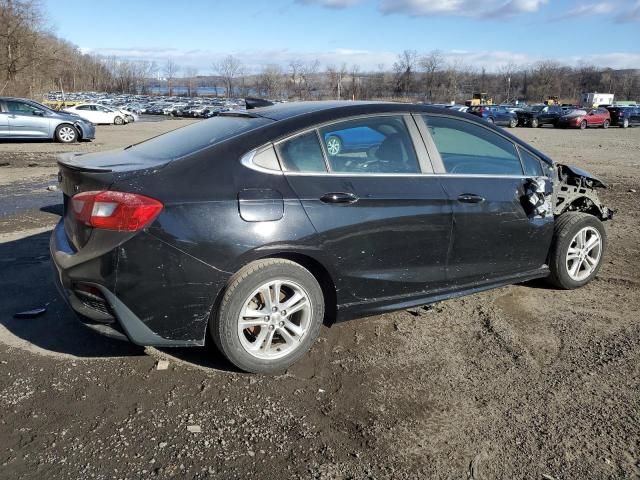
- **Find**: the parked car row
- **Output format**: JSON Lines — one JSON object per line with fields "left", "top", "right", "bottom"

{"left": 429, "top": 102, "right": 640, "bottom": 130}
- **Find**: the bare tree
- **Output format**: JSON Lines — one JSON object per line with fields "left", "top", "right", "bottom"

{"left": 184, "top": 66, "right": 198, "bottom": 97}
{"left": 163, "top": 58, "right": 179, "bottom": 96}
{"left": 259, "top": 64, "right": 284, "bottom": 98}
{"left": 392, "top": 50, "right": 418, "bottom": 98}
{"left": 213, "top": 55, "right": 242, "bottom": 98}
{"left": 420, "top": 49, "right": 444, "bottom": 101}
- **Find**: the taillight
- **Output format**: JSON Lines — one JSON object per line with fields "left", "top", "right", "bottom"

{"left": 71, "top": 191, "right": 163, "bottom": 232}
{"left": 478, "top": 107, "right": 486, "bottom": 113}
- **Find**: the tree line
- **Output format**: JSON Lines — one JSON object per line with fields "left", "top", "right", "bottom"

{"left": 2, "top": 0, "right": 639, "bottom": 104}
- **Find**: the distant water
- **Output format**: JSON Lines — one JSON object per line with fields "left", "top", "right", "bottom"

{"left": 148, "top": 86, "right": 258, "bottom": 96}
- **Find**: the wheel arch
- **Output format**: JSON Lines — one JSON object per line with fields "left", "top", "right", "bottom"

{"left": 555, "top": 195, "right": 607, "bottom": 219}
{"left": 259, "top": 252, "right": 338, "bottom": 326}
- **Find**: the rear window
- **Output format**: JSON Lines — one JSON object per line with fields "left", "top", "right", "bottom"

{"left": 128, "top": 115, "right": 270, "bottom": 160}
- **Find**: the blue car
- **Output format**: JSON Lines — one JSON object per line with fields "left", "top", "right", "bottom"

{"left": 323, "top": 125, "right": 385, "bottom": 156}
{"left": 466, "top": 105, "right": 518, "bottom": 128}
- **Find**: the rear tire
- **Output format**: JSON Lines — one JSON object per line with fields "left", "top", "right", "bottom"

{"left": 325, "top": 135, "right": 342, "bottom": 156}
{"left": 55, "top": 124, "right": 77, "bottom": 143}
{"left": 547, "top": 212, "right": 607, "bottom": 290}
{"left": 530, "top": 117, "right": 539, "bottom": 128}
{"left": 580, "top": 120, "right": 587, "bottom": 130}
{"left": 487, "top": 117, "right": 494, "bottom": 124}
{"left": 622, "top": 118, "right": 629, "bottom": 129}
{"left": 509, "top": 117, "right": 517, "bottom": 128}
{"left": 210, "top": 259, "right": 325, "bottom": 374}
{"left": 603, "top": 119, "right": 610, "bottom": 129}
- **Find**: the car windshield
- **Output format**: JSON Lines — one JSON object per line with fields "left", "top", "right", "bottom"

{"left": 127, "top": 115, "right": 271, "bottom": 161}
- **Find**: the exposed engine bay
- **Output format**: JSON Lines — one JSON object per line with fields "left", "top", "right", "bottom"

{"left": 553, "top": 164, "right": 613, "bottom": 220}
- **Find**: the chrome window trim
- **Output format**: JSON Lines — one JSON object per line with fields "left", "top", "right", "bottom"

{"left": 240, "top": 145, "right": 284, "bottom": 175}
{"left": 274, "top": 113, "right": 426, "bottom": 176}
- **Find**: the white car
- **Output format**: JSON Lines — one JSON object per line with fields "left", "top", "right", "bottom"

{"left": 63, "top": 104, "right": 128, "bottom": 125}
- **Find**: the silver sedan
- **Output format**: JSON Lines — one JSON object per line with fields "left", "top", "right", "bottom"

{"left": 0, "top": 97, "right": 95, "bottom": 143}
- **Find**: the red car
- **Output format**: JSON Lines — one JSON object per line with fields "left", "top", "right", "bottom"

{"left": 557, "top": 107, "right": 611, "bottom": 129}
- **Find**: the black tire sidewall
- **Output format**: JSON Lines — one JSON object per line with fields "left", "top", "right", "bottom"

{"left": 211, "top": 260, "right": 325, "bottom": 374}
{"left": 549, "top": 213, "right": 607, "bottom": 289}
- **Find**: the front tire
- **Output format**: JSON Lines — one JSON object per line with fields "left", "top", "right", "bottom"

{"left": 55, "top": 124, "right": 77, "bottom": 143}
{"left": 580, "top": 120, "right": 587, "bottom": 130}
{"left": 603, "top": 119, "right": 610, "bottom": 129}
{"left": 210, "top": 259, "right": 325, "bottom": 374}
{"left": 547, "top": 213, "right": 607, "bottom": 289}
{"left": 114, "top": 116, "right": 124, "bottom": 125}
{"left": 509, "top": 117, "right": 518, "bottom": 128}
{"left": 622, "top": 118, "right": 629, "bottom": 129}
{"left": 530, "top": 117, "right": 539, "bottom": 128}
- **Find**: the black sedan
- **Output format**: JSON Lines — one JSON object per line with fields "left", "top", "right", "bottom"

{"left": 51, "top": 101, "right": 611, "bottom": 373}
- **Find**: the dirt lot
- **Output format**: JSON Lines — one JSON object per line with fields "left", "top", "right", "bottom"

{"left": 0, "top": 118, "right": 639, "bottom": 480}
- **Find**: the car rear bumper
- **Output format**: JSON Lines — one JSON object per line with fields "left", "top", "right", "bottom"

{"left": 50, "top": 220, "right": 207, "bottom": 347}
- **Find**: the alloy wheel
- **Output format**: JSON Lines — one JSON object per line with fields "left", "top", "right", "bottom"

{"left": 565, "top": 226, "right": 602, "bottom": 281}
{"left": 237, "top": 279, "right": 312, "bottom": 360}
{"left": 58, "top": 126, "right": 76, "bottom": 142}
{"left": 325, "top": 136, "right": 341, "bottom": 156}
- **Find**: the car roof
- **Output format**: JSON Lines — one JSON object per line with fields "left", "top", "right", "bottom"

{"left": 250, "top": 100, "right": 449, "bottom": 122}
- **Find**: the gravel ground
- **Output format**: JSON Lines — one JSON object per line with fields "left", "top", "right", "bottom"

{"left": 0, "top": 118, "right": 639, "bottom": 480}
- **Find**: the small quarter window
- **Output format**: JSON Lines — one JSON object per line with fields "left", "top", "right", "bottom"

{"left": 319, "top": 116, "right": 420, "bottom": 174}
{"left": 277, "top": 131, "right": 327, "bottom": 173}
{"left": 423, "top": 115, "right": 523, "bottom": 175}
{"left": 519, "top": 148, "right": 544, "bottom": 177}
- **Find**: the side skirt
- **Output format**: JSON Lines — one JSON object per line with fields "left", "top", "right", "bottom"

{"left": 336, "top": 266, "right": 550, "bottom": 321}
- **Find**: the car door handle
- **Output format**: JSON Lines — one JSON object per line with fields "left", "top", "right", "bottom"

{"left": 320, "top": 192, "right": 359, "bottom": 204}
{"left": 457, "top": 193, "right": 485, "bottom": 204}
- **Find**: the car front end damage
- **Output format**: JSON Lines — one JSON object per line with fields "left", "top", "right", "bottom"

{"left": 553, "top": 164, "right": 613, "bottom": 221}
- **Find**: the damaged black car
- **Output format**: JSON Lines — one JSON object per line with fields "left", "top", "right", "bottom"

{"left": 50, "top": 101, "right": 612, "bottom": 373}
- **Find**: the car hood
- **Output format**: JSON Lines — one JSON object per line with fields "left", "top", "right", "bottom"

{"left": 560, "top": 164, "right": 607, "bottom": 188}
{"left": 55, "top": 111, "right": 85, "bottom": 121}
{"left": 560, "top": 110, "right": 587, "bottom": 119}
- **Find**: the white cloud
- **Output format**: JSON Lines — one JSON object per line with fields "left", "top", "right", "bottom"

{"left": 295, "top": 0, "right": 361, "bottom": 8}
{"left": 614, "top": 0, "right": 640, "bottom": 22}
{"left": 80, "top": 46, "right": 640, "bottom": 73}
{"left": 379, "top": 0, "right": 548, "bottom": 17}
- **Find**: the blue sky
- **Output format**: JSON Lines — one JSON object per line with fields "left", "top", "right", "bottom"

{"left": 43, "top": 0, "right": 640, "bottom": 72}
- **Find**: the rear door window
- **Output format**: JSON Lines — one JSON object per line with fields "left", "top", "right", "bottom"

{"left": 319, "top": 116, "right": 420, "bottom": 174}
{"left": 422, "top": 115, "right": 523, "bottom": 175}
{"left": 277, "top": 131, "right": 327, "bottom": 173}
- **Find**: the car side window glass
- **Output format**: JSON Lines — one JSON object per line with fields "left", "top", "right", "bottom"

{"left": 519, "top": 148, "right": 544, "bottom": 177}
{"left": 6, "top": 101, "right": 35, "bottom": 114}
{"left": 318, "top": 116, "right": 420, "bottom": 174}
{"left": 422, "top": 115, "right": 523, "bottom": 175}
{"left": 277, "top": 131, "right": 327, "bottom": 173}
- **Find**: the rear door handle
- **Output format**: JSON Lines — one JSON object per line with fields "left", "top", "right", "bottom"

{"left": 457, "top": 193, "right": 485, "bottom": 204}
{"left": 320, "top": 192, "right": 359, "bottom": 204}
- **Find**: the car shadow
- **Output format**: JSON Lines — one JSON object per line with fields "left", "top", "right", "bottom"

{"left": 0, "top": 226, "right": 238, "bottom": 371}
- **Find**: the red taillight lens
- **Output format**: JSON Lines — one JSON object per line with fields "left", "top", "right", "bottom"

{"left": 71, "top": 191, "right": 163, "bottom": 231}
